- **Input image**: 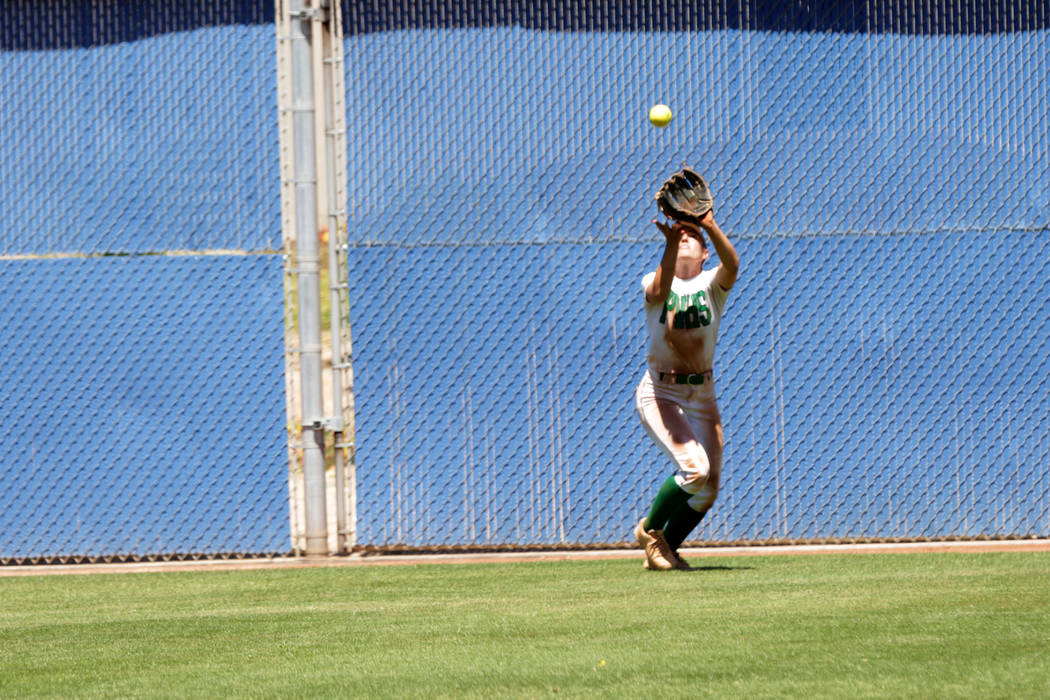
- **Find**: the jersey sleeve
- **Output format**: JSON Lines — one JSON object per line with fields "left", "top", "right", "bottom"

{"left": 707, "top": 269, "right": 729, "bottom": 315}
{"left": 641, "top": 271, "right": 657, "bottom": 304}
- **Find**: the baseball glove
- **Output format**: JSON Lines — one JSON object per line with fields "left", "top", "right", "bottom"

{"left": 654, "top": 167, "right": 713, "bottom": 224}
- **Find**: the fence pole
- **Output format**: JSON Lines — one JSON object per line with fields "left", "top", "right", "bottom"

{"left": 317, "top": 0, "right": 353, "bottom": 553}
{"left": 289, "top": 0, "right": 328, "bottom": 556}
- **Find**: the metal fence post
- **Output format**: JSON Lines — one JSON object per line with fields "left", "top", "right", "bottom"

{"left": 317, "top": 0, "right": 355, "bottom": 553}
{"left": 288, "top": 0, "right": 327, "bottom": 556}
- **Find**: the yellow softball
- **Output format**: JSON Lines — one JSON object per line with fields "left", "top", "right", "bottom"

{"left": 648, "top": 104, "right": 672, "bottom": 127}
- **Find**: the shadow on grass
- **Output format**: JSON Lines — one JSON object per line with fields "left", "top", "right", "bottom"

{"left": 680, "top": 564, "right": 756, "bottom": 572}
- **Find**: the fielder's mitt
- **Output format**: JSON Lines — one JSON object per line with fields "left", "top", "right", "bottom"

{"left": 655, "top": 167, "right": 713, "bottom": 224}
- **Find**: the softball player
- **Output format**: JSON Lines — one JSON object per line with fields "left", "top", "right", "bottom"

{"left": 634, "top": 211, "right": 739, "bottom": 570}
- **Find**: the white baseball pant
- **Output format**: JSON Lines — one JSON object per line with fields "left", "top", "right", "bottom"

{"left": 635, "top": 369, "right": 723, "bottom": 509}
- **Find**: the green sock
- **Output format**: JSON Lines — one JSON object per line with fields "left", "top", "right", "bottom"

{"left": 664, "top": 503, "right": 708, "bottom": 551}
{"left": 644, "top": 476, "right": 692, "bottom": 533}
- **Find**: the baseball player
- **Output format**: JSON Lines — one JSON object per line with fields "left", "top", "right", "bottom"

{"left": 633, "top": 168, "right": 739, "bottom": 570}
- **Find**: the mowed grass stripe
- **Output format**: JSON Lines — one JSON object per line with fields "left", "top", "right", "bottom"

{"left": 1, "top": 552, "right": 1047, "bottom": 698}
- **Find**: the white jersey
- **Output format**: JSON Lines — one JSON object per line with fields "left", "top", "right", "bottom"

{"left": 641, "top": 267, "right": 729, "bottom": 374}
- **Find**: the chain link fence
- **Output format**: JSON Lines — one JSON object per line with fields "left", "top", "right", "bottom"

{"left": 0, "top": 1, "right": 287, "bottom": 562}
{"left": 1, "top": 1, "right": 1047, "bottom": 561}
{"left": 344, "top": 1, "right": 1050, "bottom": 548}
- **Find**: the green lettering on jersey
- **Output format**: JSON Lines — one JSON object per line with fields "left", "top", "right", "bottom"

{"left": 659, "top": 290, "right": 712, "bottom": 329}
{"left": 694, "top": 291, "right": 712, "bottom": 327}
{"left": 658, "top": 291, "right": 679, "bottom": 325}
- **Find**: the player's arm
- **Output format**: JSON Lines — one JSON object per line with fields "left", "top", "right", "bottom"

{"left": 646, "top": 219, "right": 680, "bottom": 304}
{"left": 699, "top": 211, "right": 739, "bottom": 291}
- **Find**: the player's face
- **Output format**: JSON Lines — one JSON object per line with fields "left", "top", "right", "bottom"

{"left": 675, "top": 224, "right": 708, "bottom": 259}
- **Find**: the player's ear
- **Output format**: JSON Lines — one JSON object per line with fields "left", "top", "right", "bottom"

{"left": 699, "top": 239, "right": 710, "bottom": 262}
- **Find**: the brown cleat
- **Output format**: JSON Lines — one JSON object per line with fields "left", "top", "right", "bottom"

{"left": 645, "top": 551, "right": 691, "bottom": 571}
{"left": 635, "top": 519, "right": 667, "bottom": 570}
{"left": 635, "top": 518, "right": 688, "bottom": 570}
{"left": 644, "top": 531, "right": 678, "bottom": 570}
{"left": 634, "top": 518, "right": 652, "bottom": 548}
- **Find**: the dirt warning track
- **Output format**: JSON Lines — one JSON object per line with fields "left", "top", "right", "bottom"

{"left": 2, "top": 539, "right": 1048, "bottom": 577}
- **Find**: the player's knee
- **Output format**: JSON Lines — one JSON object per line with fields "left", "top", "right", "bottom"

{"left": 689, "top": 482, "right": 718, "bottom": 512}
{"left": 677, "top": 454, "right": 711, "bottom": 490}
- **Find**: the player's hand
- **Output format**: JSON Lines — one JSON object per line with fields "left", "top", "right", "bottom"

{"left": 697, "top": 210, "right": 716, "bottom": 230}
{"left": 653, "top": 219, "right": 680, "bottom": 243}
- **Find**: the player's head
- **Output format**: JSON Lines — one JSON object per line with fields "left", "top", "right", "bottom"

{"left": 673, "top": 221, "right": 709, "bottom": 260}
{"left": 669, "top": 221, "right": 709, "bottom": 278}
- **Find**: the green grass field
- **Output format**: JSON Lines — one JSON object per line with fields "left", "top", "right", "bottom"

{"left": 2, "top": 552, "right": 1048, "bottom": 698}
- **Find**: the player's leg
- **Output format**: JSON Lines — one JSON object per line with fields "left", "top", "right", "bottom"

{"left": 664, "top": 482, "right": 718, "bottom": 550}
{"left": 636, "top": 394, "right": 712, "bottom": 531}
{"left": 664, "top": 417, "right": 723, "bottom": 552}
{"left": 634, "top": 375, "right": 712, "bottom": 569}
